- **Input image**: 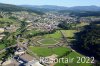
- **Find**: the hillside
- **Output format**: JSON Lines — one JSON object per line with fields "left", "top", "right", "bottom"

{"left": 0, "top": 3, "right": 44, "bottom": 15}
{"left": 20, "top": 5, "right": 100, "bottom": 12}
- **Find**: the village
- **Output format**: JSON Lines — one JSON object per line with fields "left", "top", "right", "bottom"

{"left": 0, "top": 10, "right": 100, "bottom": 66}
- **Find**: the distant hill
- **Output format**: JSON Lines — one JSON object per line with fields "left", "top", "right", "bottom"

{"left": 20, "top": 5, "right": 100, "bottom": 11}
{"left": 69, "top": 6, "right": 100, "bottom": 11}
{"left": 20, "top": 5, "right": 68, "bottom": 12}
{"left": 1, "top": 3, "right": 100, "bottom": 15}
{"left": 0, "top": 3, "right": 44, "bottom": 15}
{"left": 20, "top": 5, "right": 100, "bottom": 17}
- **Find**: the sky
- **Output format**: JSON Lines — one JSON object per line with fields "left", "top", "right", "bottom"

{"left": 0, "top": 0, "right": 100, "bottom": 7}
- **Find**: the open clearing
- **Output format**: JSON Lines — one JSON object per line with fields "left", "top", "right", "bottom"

{"left": 29, "top": 46, "right": 71, "bottom": 57}
{"left": 60, "top": 30, "right": 77, "bottom": 38}
{"left": 76, "top": 22, "right": 89, "bottom": 27}
{"left": 38, "top": 38, "right": 58, "bottom": 45}
{"left": 55, "top": 51, "right": 92, "bottom": 66}
{"left": 43, "top": 31, "right": 62, "bottom": 39}
{"left": 32, "top": 30, "right": 63, "bottom": 45}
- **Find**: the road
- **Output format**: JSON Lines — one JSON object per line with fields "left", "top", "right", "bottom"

{"left": 59, "top": 30, "right": 75, "bottom": 51}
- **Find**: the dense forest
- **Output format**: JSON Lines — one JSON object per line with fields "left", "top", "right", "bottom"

{"left": 70, "top": 11, "right": 100, "bottom": 17}
{"left": 58, "top": 21, "right": 70, "bottom": 29}
{"left": 75, "top": 24, "right": 100, "bottom": 60}
{"left": 58, "top": 10, "right": 100, "bottom": 17}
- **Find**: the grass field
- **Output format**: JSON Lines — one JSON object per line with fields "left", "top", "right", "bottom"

{"left": 44, "top": 30, "right": 62, "bottom": 39}
{"left": 28, "top": 28, "right": 92, "bottom": 66}
{"left": 55, "top": 52, "right": 92, "bottom": 66}
{"left": 29, "top": 46, "right": 92, "bottom": 66}
{"left": 29, "top": 46, "right": 71, "bottom": 57}
{"left": 35, "top": 30, "right": 62, "bottom": 45}
{"left": 61, "top": 30, "right": 77, "bottom": 38}
{"left": 39, "top": 38, "right": 58, "bottom": 45}
{"left": 66, "top": 52, "right": 92, "bottom": 66}
{"left": 76, "top": 22, "right": 89, "bottom": 27}
{"left": 26, "top": 30, "right": 41, "bottom": 35}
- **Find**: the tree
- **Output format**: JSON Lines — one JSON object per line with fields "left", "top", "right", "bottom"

{"left": 75, "top": 24, "right": 100, "bottom": 59}
{"left": 58, "top": 21, "right": 71, "bottom": 29}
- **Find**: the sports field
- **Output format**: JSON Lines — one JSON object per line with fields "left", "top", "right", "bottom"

{"left": 29, "top": 46, "right": 71, "bottom": 57}
{"left": 38, "top": 38, "right": 58, "bottom": 45}
{"left": 34, "top": 30, "right": 62, "bottom": 45}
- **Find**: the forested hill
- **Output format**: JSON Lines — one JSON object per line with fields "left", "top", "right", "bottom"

{"left": 58, "top": 10, "right": 100, "bottom": 17}
{"left": 0, "top": 3, "right": 44, "bottom": 15}
{"left": 75, "top": 24, "right": 100, "bottom": 60}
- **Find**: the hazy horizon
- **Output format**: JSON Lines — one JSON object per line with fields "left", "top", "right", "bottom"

{"left": 0, "top": 0, "right": 100, "bottom": 7}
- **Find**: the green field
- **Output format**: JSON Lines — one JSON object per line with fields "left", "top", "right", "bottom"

{"left": 55, "top": 52, "right": 92, "bottom": 66}
{"left": 29, "top": 46, "right": 92, "bottom": 66}
{"left": 61, "top": 30, "right": 77, "bottom": 38}
{"left": 44, "top": 31, "right": 62, "bottom": 39}
{"left": 33, "top": 30, "right": 62, "bottom": 45}
{"left": 66, "top": 52, "right": 92, "bottom": 66}
{"left": 26, "top": 29, "right": 41, "bottom": 35}
{"left": 0, "top": 18, "right": 15, "bottom": 23}
{"left": 76, "top": 22, "right": 89, "bottom": 27}
{"left": 28, "top": 26, "right": 92, "bottom": 66}
{"left": 0, "top": 18, "right": 19, "bottom": 27}
{"left": 39, "top": 38, "right": 58, "bottom": 45}
{"left": 29, "top": 46, "right": 71, "bottom": 57}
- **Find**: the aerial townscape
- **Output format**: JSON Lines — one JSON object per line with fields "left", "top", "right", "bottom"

{"left": 0, "top": 1, "right": 100, "bottom": 66}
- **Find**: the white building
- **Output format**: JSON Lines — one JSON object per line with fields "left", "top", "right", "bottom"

{"left": 0, "top": 28, "right": 4, "bottom": 33}
{"left": 19, "top": 54, "right": 43, "bottom": 66}
{"left": 0, "top": 34, "right": 5, "bottom": 40}
{"left": 25, "top": 60, "right": 43, "bottom": 66}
